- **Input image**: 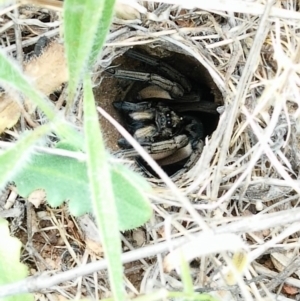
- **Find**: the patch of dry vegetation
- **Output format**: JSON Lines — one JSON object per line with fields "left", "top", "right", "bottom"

{"left": 1, "top": 1, "right": 300, "bottom": 300}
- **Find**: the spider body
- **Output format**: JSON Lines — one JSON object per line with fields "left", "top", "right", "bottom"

{"left": 114, "top": 101, "right": 185, "bottom": 147}
{"left": 109, "top": 49, "right": 219, "bottom": 173}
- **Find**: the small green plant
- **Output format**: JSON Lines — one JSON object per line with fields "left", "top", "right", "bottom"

{"left": 0, "top": 0, "right": 153, "bottom": 300}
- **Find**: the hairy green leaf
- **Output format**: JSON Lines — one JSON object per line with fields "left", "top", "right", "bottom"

{"left": 111, "top": 164, "right": 152, "bottom": 231}
{"left": 64, "top": 0, "right": 115, "bottom": 104}
{"left": 0, "top": 124, "right": 52, "bottom": 191}
{"left": 87, "top": 0, "right": 116, "bottom": 68}
{"left": 83, "top": 74, "right": 124, "bottom": 301}
{"left": 0, "top": 51, "right": 55, "bottom": 120}
{"left": 13, "top": 142, "right": 91, "bottom": 216}
{"left": 13, "top": 141, "right": 152, "bottom": 228}
{"left": 0, "top": 50, "right": 83, "bottom": 145}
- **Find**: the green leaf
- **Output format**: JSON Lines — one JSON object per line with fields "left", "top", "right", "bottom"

{"left": 63, "top": 0, "right": 115, "bottom": 104}
{"left": 12, "top": 140, "right": 152, "bottom": 228}
{"left": 0, "top": 49, "right": 82, "bottom": 144}
{"left": 112, "top": 164, "right": 152, "bottom": 231}
{"left": 63, "top": 0, "right": 86, "bottom": 101}
{"left": 87, "top": 0, "right": 116, "bottom": 68}
{"left": 0, "top": 218, "right": 34, "bottom": 301}
{"left": 83, "top": 74, "right": 124, "bottom": 301}
{"left": 180, "top": 253, "right": 194, "bottom": 295}
{"left": 13, "top": 141, "right": 91, "bottom": 216}
{"left": 0, "top": 123, "right": 52, "bottom": 191}
{"left": 0, "top": 50, "right": 55, "bottom": 121}
{"left": 0, "top": 38, "right": 84, "bottom": 195}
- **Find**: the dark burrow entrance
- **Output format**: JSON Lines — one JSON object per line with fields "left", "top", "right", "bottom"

{"left": 96, "top": 46, "right": 223, "bottom": 177}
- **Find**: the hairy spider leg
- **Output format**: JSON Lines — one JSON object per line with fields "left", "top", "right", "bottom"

{"left": 148, "top": 115, "right": 204, "bottom": 167}
{"left": 155, "top": 116, "right": 204, "bottom": 167}
{"left": 170, "top": 138, "right": 204, "bottom": 181}
{"left": 156, "top": 142, "right": 193, "bottom": 166}
{"left": 113, "top": 101, "right": 152, "bottom": 112}
{"left": 125, "top": 49, "right": 192, "bottom": 92}
{"left": 169, "top": 100, "right": 221, "bottom": 114}
{"left": 123, "top": 97, "right": 221, "bottom": 115}
{"left": 115, "top": 134, "right": 189, "bottom": 161}
{"left": 114, "top": 101, "right": 158, "bottom": 144}
{"left": 106, "top": 69, "right": 184, "bottom": 98}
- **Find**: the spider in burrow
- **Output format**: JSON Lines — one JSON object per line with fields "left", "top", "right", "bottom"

{"left": 107, "top": 49, "right": 221, "bottom": 177}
